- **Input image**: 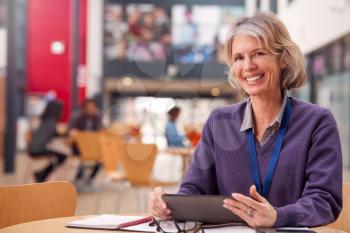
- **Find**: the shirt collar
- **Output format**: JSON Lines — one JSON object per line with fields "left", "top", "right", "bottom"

{"left": 239, "top": 90, "right": 288, "bottom": 132}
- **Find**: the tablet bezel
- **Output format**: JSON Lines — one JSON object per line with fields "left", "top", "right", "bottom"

{"left": 162, "top": 194, "right": 244, "bottom": 224}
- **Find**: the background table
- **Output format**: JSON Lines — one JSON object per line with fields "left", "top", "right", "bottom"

{"left": 0, "top": 216, "right": 346, "bottom": 233}
{"left": 165, "top": 147, "right": 193, "bottom": 178}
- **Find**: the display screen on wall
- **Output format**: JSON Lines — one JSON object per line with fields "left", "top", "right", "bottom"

{"left": 312, "top": 53, "right": 327, "bottom": 77}
{"left": 103, "top": 0, "right": 244, "bottom": 80}
{"left": 309, "top": 33, "right": 350, "bottom": 79}
{"left": 172, "top": 5, "right": 244, "bottom": 64}
{"left": 344, "top": 33, "right": 350, "bottom": 70}
{"left": 0, "top": 0, "right": 6, "bottom": 27}
{"left": 104, "top": 4, "right": 170, "bottom": 62}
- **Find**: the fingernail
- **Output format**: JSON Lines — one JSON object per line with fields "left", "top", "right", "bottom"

{"left": 232, "top": 193, "right": 238, "bottom": 198}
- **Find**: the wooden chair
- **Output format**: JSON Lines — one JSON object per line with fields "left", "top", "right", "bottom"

{"left": 120, "top": 143, "right": 157, "bottom": 186}
{"left": 328, "top": 182, "right": 350, "bottom": 233}
{"left": 99, "top": 132, "right": 126, "bottom": 181}
{"left": 70, "top": 130, "right": 106, "bottom": 193}
{"left": 109, "top": 122, "right": 142, "bottom": 143}
{"left": 110, "top": 122, "right": 132, "bottom": 137}
{"left": 95, "top": 133, "right": 127, "bottom": 212}
{"left": 73, "top": 131, "right": 102, "bottom": 162}
{"left": 0, "top": 181, "right": 77, "bottom": 229}
{"left": 119, "top": 143, "right": 178, "bottom": 212}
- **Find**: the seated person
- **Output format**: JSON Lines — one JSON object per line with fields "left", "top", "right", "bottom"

{"left": 165, "top": 106, "right": 187, "bottom": 148}
{"left": 149, "top": 12, "right": 342, "bottom": 228}
{"left": 28, "top": 100, "right": 67, "bottom": 182}
{"left": 69, "top": 98, "right": 102, "bottom": 188}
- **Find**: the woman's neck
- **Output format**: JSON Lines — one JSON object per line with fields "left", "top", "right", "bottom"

{"left": 250, "top": 91, "right": 283, "bottom": 140}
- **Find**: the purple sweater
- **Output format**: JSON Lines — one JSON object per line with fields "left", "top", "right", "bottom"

{"left": 178, "top": 97, "right": 342, "bottom": 227}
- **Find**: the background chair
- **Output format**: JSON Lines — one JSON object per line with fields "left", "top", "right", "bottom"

{"left": 72, "top": 131, "right": 103, "bottom": 189}
{"left": 120, "top": 143, "right": 158, "bottom": 186}
{"left": 95, "top": 132, "right": 127, "bottom": 212}
{"left": 73, "top": 131, "right": 102, "bottom": 162}
{"left": 119, "top": 143, "right": 178, "bottom": 212}
{"left": 99, "top": 130, "right": 125, "bottom": 179}
{"left": 0, "top": 181, "right": 77, "bottom": 229}
{"left": 328, "top": 182, "right": 350, "bottom": 233}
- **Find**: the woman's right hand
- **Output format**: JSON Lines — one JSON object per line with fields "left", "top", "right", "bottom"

{"left": 149, "top": 187, "right": 171, "bottom": 219}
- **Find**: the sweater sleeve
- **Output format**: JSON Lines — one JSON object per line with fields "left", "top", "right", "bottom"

{"left": 274, "top": 121, "right": 342, "bottom": 227}
{"left": 178, "top": 114, "right": 219, "bottom": 195}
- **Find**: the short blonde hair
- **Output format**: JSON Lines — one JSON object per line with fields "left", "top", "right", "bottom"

{"left": 225, "top": 12, "right": 307, "bottom": 95}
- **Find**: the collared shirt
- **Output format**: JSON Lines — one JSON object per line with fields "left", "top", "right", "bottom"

{"left": 240, "top": 90, "right": 288, "bottom": 146}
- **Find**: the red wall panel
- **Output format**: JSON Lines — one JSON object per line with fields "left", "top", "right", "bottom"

{"left": 27, "top": 0, "right": 87, "bottom": 120}
{"left": 78, "top": 0, "right": 87, "bottom": 106}
{"left": 27, "top": 0, "right": 69, "bottom": 121}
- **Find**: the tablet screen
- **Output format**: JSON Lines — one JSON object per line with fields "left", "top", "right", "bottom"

{"left": 162, "top": 194, "right": 244, "bottom": 224}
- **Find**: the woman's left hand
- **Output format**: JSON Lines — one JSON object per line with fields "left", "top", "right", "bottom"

{"left": 223, "top": 185, "right": 277, "bottom": 228}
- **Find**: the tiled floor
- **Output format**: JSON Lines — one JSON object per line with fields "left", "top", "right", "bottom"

{"left": 0, "top": 152, "right": 182, "bottom": 215}
{"left": 0, "top": 152, "right": 349, "bottom": 216}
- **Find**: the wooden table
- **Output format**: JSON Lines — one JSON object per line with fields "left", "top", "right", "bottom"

{"left": 165, "top": 147, "right": 193, "bottom": 178}
{"left": 0, "top": 216, "right": 346, "bottom": 233}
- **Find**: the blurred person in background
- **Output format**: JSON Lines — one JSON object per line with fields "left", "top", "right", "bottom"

{"left": 149, "top": 12, "right": 342, "bottom": 228}
{"left": 165, "top": 106, "right": 187, "bottom": 148}
{"left": 28, "top": 100, "right": 67, "bottom": 182}
{"left": 69, "top": 98, "right": 102, "bottom": 190}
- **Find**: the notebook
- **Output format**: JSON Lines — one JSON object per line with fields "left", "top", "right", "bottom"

{"left": 66, "top": 214, "right": 155, "bottom": 231}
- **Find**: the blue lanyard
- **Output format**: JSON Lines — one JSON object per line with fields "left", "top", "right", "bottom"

{"left": 246, "top": 98, "right": 292, "bottom": 198}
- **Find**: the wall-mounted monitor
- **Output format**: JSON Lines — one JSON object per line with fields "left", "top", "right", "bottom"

{"left": 103, "top": 0, "right": 245, "bottom": 81}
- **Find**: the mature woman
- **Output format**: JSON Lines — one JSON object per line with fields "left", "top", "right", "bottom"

{"left": 149, "top": 12, "right": 342, "bottom": 228}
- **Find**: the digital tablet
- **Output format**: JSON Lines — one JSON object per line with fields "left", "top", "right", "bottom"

{"left": 162, "top": 194, "right": 244, "bottom": 224}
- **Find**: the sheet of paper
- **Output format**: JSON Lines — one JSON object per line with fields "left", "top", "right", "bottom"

{"left": 203, "top": 226, "right": 257, "bottom": 233}
{"left": 66, "top": 214, "right": 154, "bottom": 231}
{"left": 123, "top": 222, "right": 157, "bottom": 232}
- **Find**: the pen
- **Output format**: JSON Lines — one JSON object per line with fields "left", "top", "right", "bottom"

{"left": 118, "top": 216, "right": 154, "bottom": 229}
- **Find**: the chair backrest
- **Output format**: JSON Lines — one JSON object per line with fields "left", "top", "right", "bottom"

{"left": 0, "top": 181, "right": 77, "bottom": 229}
{"left": 119, "top": 143, "right": 158, "bottom": 186}
{"left": 74, "top": 131, "right": 102, "bottom": 161}
{"left": 110, "top": 122, "right": 131, "bottom": 137}
{"left": 99, "top": 132, "right": 123, "bottom": 173}
{"left": 329, "top": 182, "right": 350, "bottom": 233}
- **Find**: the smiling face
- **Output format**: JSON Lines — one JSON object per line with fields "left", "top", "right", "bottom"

{"left": 231, "top": 34, "right": 283, "bottom": 98}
